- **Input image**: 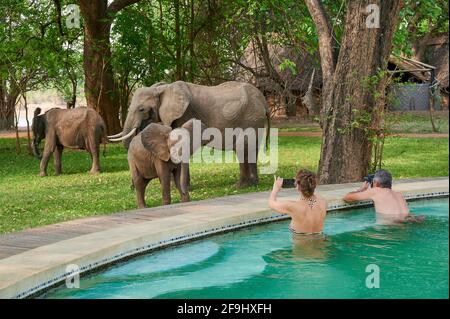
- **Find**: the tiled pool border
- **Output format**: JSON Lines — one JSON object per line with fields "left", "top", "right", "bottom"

{"left": 13, "top": 190, "right": 447, "bottom": 299}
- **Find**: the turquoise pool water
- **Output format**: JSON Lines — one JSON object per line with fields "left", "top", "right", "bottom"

{"left": 43, "top": 198, "right": 449, "bottom": 299}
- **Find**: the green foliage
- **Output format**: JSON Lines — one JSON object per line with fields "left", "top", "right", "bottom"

{"left": 393, "top": 0, "right": 449, "bottom": 56}
{"left": 2, "top": 0, "right": 446, "bottom": 106}
{"left": 0, "top": 0, "right": 82, "bottom": 104}
{"left": 279, "top": 58, "right": 297, "bottom": 75}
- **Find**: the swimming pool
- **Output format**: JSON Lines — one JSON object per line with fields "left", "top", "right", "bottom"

{"left": 42, "top": 197, "right": 449, "bottom": 299}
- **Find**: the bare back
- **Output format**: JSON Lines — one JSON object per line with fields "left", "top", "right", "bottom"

{"left": 288, "top": 194, "right": 327, "bottom": 233}
{"left": 371, "top": 188, "right": 409, "bottom": 216}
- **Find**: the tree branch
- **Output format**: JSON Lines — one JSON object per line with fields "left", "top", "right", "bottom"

{"left": 52, "top": 0, "right": 64, "bottom": 36}
{"left": 107, "top": 0, "right": 141, "bottom": 15}
{"left": 304, "top": 0, "right": 337, "bottom": 80}
{"left": 226, "top": 59, "right": 269, "bottom": 78}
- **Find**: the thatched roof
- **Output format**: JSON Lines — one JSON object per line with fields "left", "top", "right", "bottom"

{"left": 388, "top": 55, "right": 431, "bottom": 82}
{"left": 237, "top": 34, "right": 448, "bottom": 94}
{"left": 389, "top": 34, "right": 449, "bottom": 91}
{"left": 235, "top": 40, "right": 322, "bottom": 93}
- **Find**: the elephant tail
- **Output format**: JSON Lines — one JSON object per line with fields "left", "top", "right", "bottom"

{"left": 264, "top": 110, "right": 270, "bottom": 152}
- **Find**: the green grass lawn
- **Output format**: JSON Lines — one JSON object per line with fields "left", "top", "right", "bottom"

{"left": 387, "top": 111, "right": 449, "bottom": 134}
{"left": 0, "top": 135, "right": 448, "bottom": 234}
{"left": 275, "top": 111, "right": 449, "bottom": 134}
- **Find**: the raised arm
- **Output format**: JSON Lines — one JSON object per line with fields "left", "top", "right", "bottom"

{"left": 343, "top": 182, "right": 374, "bottom": 202}
{"left": 268, "top": 177, "right": 294, "bottom": 215}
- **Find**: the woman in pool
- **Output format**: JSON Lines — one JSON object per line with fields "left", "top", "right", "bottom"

{"left": 268, "top": 169, "right": 327, "bottom": 235}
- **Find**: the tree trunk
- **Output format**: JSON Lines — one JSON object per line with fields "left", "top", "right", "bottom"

{"left": 313, "top": 0, "right": 402, "bottom": 184}
{"left": 188, "top": 0, "right": 195, "bottom": 81}
{"left": 0, "top": 110, "right": 15, "bottom": 130}
{"left": 305, "top": 0, "right": 338, "bottom": 122}
{"left": 79, "top": 0, "right": 120, "bottom": 133}
{"left": 78, "top": 0, "right": 141, "bottom": 134}
{"left": 174, "top": 0, "right": 183, "bottom": 80}
{"left": 0, "top": 83, "right": 19, "bottom": 131}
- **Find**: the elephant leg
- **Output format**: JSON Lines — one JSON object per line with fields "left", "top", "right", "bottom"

{"left": 54, "top": 144, "right": 64, "bottom": 176}
{"left": 248, "top": 145, "right": 259, "bottom": 185}
{"left": 159, "top": 173, "right": 172, "bottom": 205}
{"left": 235, "top": 142, "right": 252, "bottom": 188}
{"left": 186, "top": 164, "right": 192, "bottom": 191}
{"left": 174, "top": 167, "right": 189, "bottom": 202}
{"left": 155, "top": 165, "right": 172, "bottom": 205}
{"left": 236, "top": 162, "right": 250, "bottom": 188}
{"left": 136, "top": 178, "right": 150, "bottom": 209}
{"left": 39, "top": 133, "right": 56, "bottom": 176}
{"left": 89, "top": 138, "right": 101, "bottom": 174}
{"left": 134, "top": 175, "right": 150, "bottom": 209}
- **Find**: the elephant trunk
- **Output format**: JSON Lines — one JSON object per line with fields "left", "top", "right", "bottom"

{"left": 32, "top": 139, "right": 42, "bottom": 159}
{"left": 121, "top": 115, "right": 136, "bottom": 150}
{"left": 180, "top": 162, "right": 190, "bottom": 202}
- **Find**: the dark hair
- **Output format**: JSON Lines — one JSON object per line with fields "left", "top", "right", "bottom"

{"left": 373, "top": 169, "right": 392, "bottom": 189}
{"left": 295, "top": 169, "right": 317, "bottom": 197}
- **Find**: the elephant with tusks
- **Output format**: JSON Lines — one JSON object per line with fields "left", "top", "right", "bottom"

{"left": 109, "top": 81, "right": 270, "bottom": 188}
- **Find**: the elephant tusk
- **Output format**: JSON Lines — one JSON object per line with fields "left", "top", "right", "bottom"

{"left": 108, "top": 128, "right": 137, "bottom": 142}
{"left": 107, "top": 132, "right": 123, "bottom": 138}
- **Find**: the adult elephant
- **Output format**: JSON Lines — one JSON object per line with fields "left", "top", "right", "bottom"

{"left": 109, "top": 81, "right": 270, "bottom": 188}
{"left": 32, "top": 107, "right": 107, "bottom": 176}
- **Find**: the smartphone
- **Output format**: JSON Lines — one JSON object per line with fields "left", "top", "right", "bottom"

{"left": 282, "top": 178, "right": 296, "bottom": 188}
{"left": 273, "top": 175, "right": 296, "bottom": 188}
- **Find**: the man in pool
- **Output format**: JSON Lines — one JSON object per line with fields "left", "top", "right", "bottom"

{"left": 268, "top": 169, "right": 327, "bottom": 235}
{"left": 343, "top": 169, "right": 424, "bottom": 223}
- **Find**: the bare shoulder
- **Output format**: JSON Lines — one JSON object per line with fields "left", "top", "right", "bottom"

{"left": 314, "top": 193, "right": 325, "bottom": 201}
{"left": 286, "top": 200, "right": 300, "bottom": 208}
{"left": 314, "top": 193, "right": 327, "bottom": 204}
{"left": 393, "top": 190, "right": 406, "bottom": 199}
{"left": 362, "top": 187, "right": 378, "bottom": 198}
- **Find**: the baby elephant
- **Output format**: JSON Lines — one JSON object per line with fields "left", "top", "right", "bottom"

{"left": 128, "top": 119, "right": 207, "bottom": 208}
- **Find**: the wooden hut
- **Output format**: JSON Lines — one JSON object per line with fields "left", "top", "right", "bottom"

{"left": 388, "top": 34, "right": 448, "bottom": 110}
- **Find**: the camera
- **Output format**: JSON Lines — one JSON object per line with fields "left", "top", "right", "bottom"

{"left": 363, "top": 174, "right": 375, "bottom": 187}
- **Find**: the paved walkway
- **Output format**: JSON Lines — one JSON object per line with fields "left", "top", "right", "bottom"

{"left": 0, "top": 177, "right": 448, "bottom": 298}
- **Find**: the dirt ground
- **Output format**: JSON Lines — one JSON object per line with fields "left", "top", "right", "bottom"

{"left": 0, "top": 131, "right": 30, "bottom": 139}
{"left": 277, "top": 131, "right": 449, "bottom": 138}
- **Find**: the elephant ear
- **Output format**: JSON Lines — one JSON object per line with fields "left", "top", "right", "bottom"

{"left": 151, "top": 81, "right": 167, "bottom": 88}
{"left": 180, "top": 118, "right": 206, "bottom": 137}
{"left": 141, "top": 123, "right": 172, "bottom": 161}
{"left": 159, "top": 81, "right": 191, "bottom": 126}
{"left": 180, "top": 118, "right": 208, "bottom": 153}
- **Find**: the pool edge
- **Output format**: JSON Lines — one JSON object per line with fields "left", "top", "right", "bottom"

{"left": 0, "top": 178, "right": 448, "bottom": 299}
